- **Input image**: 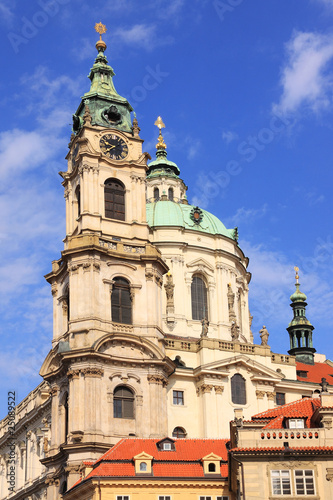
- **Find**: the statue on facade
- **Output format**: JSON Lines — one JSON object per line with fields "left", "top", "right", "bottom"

{"left": 321, "top": 377, "right": 329, "bottom": 393}
{"left": 201, "top": 317, "right": 209, "bottom": 337}
{"left": 164, "top": 272, "right": 175, "bottom": 313}
{"left": 259, "top": 325, "right": 269, "bottom": 346}
{"left": 231, "top": 321, "right": 240, "bottom": 341}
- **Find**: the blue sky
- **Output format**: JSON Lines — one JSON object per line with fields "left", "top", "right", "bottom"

{"left": 1, "top": 0, "right": 333, "bottom": 417}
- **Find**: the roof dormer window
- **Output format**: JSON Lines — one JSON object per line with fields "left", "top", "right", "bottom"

{"left": 288, "top": 418, "right": 305, "bottom": 429}
{"left": 156, "top": 438, "right": 176, "bottom": 451}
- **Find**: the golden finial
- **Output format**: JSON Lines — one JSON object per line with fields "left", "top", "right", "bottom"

{"left": 95, "top": 22, "right": 107, "bottom": 51}
{"left": 154, "top": 116, "right": 166, "bottom": 150}
{"left": 95, "top": 22, "right": 107, "bottom": 39}
{"left": 154, "top": 116, "right": 165, "bottom": 130}
{"left": 294, "top": 266, "right": 299, "bottom": 284}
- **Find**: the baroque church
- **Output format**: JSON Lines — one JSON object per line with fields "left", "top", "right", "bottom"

{"left": 0, "top": 24, "right": 332, "bottom": 500}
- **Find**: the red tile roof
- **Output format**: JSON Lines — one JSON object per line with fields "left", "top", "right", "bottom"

{"left": 69, "top": 438, "right": 229, "bottom": 492}
{"left": 296, "top": 361, "right": 333, "bottom": 383}
{"left": 98, "top": 438, "right": 229, "bottom": 462}
{"left": 251, "top": 397, "right": 321, "bottom": 428}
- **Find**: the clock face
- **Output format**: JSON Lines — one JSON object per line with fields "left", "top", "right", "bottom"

{"left": 100, "top": 134, "right": 128, "bottom": 160}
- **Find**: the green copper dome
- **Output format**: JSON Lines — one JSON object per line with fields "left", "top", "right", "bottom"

{"left": 290, "top": 284, "right": 307, "bottom": 302}
{"left": 146, "top": 200, "right": 237, "bottom": 240}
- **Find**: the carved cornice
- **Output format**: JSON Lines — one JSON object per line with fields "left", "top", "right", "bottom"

{"left": 67, "top": 368, "right": 104, "bottom": 379}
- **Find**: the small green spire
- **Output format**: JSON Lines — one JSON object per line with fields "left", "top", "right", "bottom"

{"left": 147, "top": 117, "right": 180, "bottom": 177}
{"left": 287, "top": 267, "right": 315, "bottom": 364}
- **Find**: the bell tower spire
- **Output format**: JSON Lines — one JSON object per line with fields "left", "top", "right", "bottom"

{"left": 287, "top": 267, "right": 315, "bottom": 364}
{"left": 72, "top": 22, "right": 133, "bottom": 134}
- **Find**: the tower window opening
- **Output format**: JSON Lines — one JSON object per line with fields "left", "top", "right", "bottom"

{"left": 75, "top": 185, "right": 81, "bottom": 217}
{"left": 111, "top": 278, "right": 132, "bottom": 324}
{"left": 154, "top": 187, "right": 160, "bottom": 201}
{"left": 168, "top": 187, "right": 174, "bottom": 201}
{"left": 113, "top": 386, "right": 134, "bottom": 418}
{"left": 208, "top": 463, "right": 216, "bottom": 472}
{"left": 104, "top": 178, "right": 125, "bottom": 220}
{"left": 191, "top": 275, "right": 208, "bottom": 321}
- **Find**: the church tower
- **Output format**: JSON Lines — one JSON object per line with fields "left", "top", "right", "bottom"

{"left": 40, "top": 25, "right": 173, "bottom": 494}
{"left": 287, "top": 267, "right": 315, "bottom": 364}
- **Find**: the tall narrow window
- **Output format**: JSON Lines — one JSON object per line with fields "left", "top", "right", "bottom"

{"left": 104, "top": 179, "right": 125, "bottom": 220}
{"left": 113, "top": 386, "right": 134, "bottom": 418}
{"left": 271, "top": 470, "right": 291, "bottom": 495}
{"left": 191, "top": 276, "right": 208, "bottom": 320}
{"left": 75, "top": 185, "right": 81, "bottom": 217}
{"left": 111, "top": 278, "right": 132, "bottom": 324}
{"left": 168, "top": 187, "right": 174, "bottom": 201}
{"left": 154, "top": 187, "right": 160, "bottom": 201}
{"left": 64, "top": 392, "right": 69, "bottom": 443}
{"left": 231, "top": 374, "right": 246, "bottom": 405}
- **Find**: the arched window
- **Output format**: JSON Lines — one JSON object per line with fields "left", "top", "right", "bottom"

{"left": 113, "top": 386, "right": 134, "bottom": 418}
{"left": 191, "top": 275, "right": 208, "bottom": 320}
{"left": 168, "top": 187, "right": 174, "bottom": 201}
{"left": 172, "top": 426, "right": 187, "bottom": 438}
{"left": 111, "top": 278, "right": 132, "bottom": 324}
{"left": 231, "top": 374, "right": 246, "bottom": 405}
{"left": 104, "top": 178, "right": 125, "bottom": 220}
{"left": 154, "top": 187, "right": 159, "bottom": 201}
{"left": 208, "top": 463, "right": 216, "bottom": 472}
{"left": 75, "top": 185, "right": 81, "bottom": 217}
{"left": 140, "top": 462, "right": 147, "bottom": 471}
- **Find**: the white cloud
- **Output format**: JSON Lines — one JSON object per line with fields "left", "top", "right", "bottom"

{"left": 225, "top": 205, "right": 268, "bottom": 227}
{"left": 222, "top": 130, "right": 239, "bottom": 144}
{"left": 273, "top": 31, "right": 333, "bottom": 115}
{"left": 184, "top": 136, "right": 201, "bottom": 160}
{"left": 113, "top": 24, "right": 174, "bottom": 51}
{"left": 0, "top": 1, "right": 14, "bottom": 24}
{"left": 21, "top": 66, "right": 82, "bottom": 112}
{"left": 0, "top": 129, "right": 56, "bottom": 181}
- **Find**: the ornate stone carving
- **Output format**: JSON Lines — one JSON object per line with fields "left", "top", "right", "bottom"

{"left": 256, "top": 390, "right": 266, "bottom": 399}
{"left": 147, "top": 375, "right": 168, "bottom": 387}
{"left": 67, "top": 369, "right": 80, "bottom": 379}
{"left": 196, "top": 384, "right": 214, "bottom": 395}
{"left": 164, "top": 273, "right": 175, "bottom": 308}
{"left": 145, "top": 269, "right": 154, "bottom": 281}
{"left": 228, "top": 284, "right": 237, "bottom": 323}
{"left": 132, "top": 116, "right": 141, "bottom": 137}
{"left": 51, "top": 284, "right": 58, "bottom": 296}
{"left": 266, "top": 392, "right": 276, "bottom": 401}
{"left": 83, "top": 104, "right": 92, "bottom": 125}
{"left": 81, "top": 368, "right": 104, "bottom": 378}
{"left": 214, "top": 386, "right": 224, "bottom": 394}
{"left": 326, "top": 468, "right": 333, "bottom": 481}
